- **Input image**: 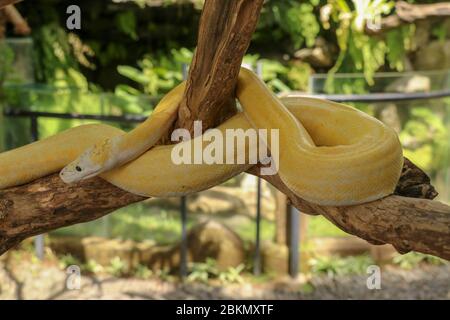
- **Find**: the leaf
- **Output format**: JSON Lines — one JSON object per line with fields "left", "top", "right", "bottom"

{"left": 115, "top": 11, "right": 138, "bottom": 40}
{"left": 117, "top": 65, "right": 150, "bottom": 85}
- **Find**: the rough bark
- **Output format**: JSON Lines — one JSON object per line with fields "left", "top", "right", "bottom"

{"left": 0, "top": 0, "right": 449, "bottom": 261}
{"left": 0, "top": 174, "right": 144, "bottom": 254}
{"left": 248, "top": 166, "right": 450, "bottom": 260}
{"left": 160, "top": 0, "right": 264, "bottom": 143}
{"left": 366, "top": 1, "right": 450, "bottom": 35}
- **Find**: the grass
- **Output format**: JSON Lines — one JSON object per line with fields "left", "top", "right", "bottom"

{"left": 392, "top": 252, "right": 447, "bottom": 269}
{"left": 308, "top": 254, "right": 376, "bottom": 277}
{"left": 307, "top": 216, "right": 348, "bottom": 237}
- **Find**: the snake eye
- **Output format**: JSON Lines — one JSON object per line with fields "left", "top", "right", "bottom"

{"left": 75, "top": 166, "right": 82, "bottom": 172}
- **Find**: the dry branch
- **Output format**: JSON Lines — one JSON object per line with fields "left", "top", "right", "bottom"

{"left": 366, "top": 1, "right": 450, "bottom": 35}
{"left": 3, "top": 3, "right": 30, "bottom": 35}
{"left": 0, "top": 0, "right": 449, "bottom": 261}
{"left": 1, "top": 157, "right": 448, "bottom": 259}
{"left": 160, "top": 0, "right": 264, "bottom": 143}
{"left": 0, "top": 0, "right": 21, "bottom": 9}
{"left": 249, "top": 163, "right": 450, "bottom": 260}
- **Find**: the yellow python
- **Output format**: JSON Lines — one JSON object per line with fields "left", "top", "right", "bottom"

{"left": 0, "top": 68, "right": 403, "bottom": 206}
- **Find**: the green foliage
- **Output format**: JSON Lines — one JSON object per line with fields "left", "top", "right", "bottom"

{"left": 32, "top": 23, "right": 82, "bottom": 84}
{"left": 307, "top": 216, "right": 348, "bottom": 237}
{"left": 107, "top": 257, "right": 128, "bottom": 277}
{"left": 324, "top": 0, "right": 396, "bottom": 91}
{"left": 83, "top": 259, "right": 105, "bottom": 274}
{"left": 0, "top": 42, "right": 14, "bottom": 84}
{"left": 117, "top": 47, "right": 193, "bottom": 96}
{"left": 187, "top": 258, "right": 245, "bottom": 284}
{"left": 385, "top": 25, "right": 415, "bottom": 71}
{"left": 51, "top": 206, "right": 195, "bottom": 245}
{"left": 392, "top": 252, "right": 447, "bottom": 270}
{"left": 431, "top": 23, "right": 448, "bottom": 42}
{"left": 243, "top": 54, "right": 312, "bottom": 93}
{"left": 309, "top": 254, "right": 375, "bottom": 277}
{"left": 400, "top": 106, "right": 449, "bottom": 173}
{"left": 116, "top": 11, "right": 138, "bottom": 40}
{"left": 58, "top": 254, "right": 82, "bottom": 269}
{"left": 154, "top": 268, "right": 172, "bottom": 281}
{"left": 0, "top": 42, "right": 14, "bottom": 152}
{"left": 256, "top": 0, "right": 320, "bottom": 50}
{"left": 187, "top": 258, "right": 219, "bottom": 283}
{"left": 299, "top": 282, "right": 315, "bottom": 294}
{"left": 218, "top": 264, "right": 245, "bottom": 284}
{"left": 134, "top": 264, "right": 153, "bottom": 279}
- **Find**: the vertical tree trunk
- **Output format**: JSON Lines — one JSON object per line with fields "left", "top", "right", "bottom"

{"left": 161, "top": 0, "right": 264, "bottom": 143}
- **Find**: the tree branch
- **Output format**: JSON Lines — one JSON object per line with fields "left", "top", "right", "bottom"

{"left": 1, "top": 157, "right": 448, "bottom": 259}
{"left": 366, "top": 1, "right": 450, "bottom": 35}
{"left": 249, "top": 163, "right": 450, "bottom": 260}
{"left": 0, "top": 0, "right": 21, "bottom": 10}
{"left": 160, "top": 0, "right": 264, "bottom": 143}
{"left": 3, "top": 3, "right": 30, "bottom": 35}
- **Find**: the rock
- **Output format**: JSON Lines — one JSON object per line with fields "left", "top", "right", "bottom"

{"left": 413, "top": 40, "right": 450, "bottom": 70}
{"left": 187, "top": 189, "right": 246, "bottom": 215}
{"left": 261, "top": 242, "right": 289, "bottom": 275}
{"left": 413, "top": 20, "right": 430, "bottom": 49}
{"left": 187, "top": 220, "right": 246, "bottom": 271}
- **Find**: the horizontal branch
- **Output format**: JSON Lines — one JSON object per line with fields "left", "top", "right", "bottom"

{"left": 0, "top": 174, "right": 144, "bottom": 254}
{"left": 1, "top": 158, "right": 449, "bottom": 260}
{"left": 366, "top": 1, "right": 450, "bottom": 35}
{"left": 249, "top": 165, "right": 450, "bottom": 260}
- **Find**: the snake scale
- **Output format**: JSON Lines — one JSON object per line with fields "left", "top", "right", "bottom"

{"left": 0, "top": 68, "right": 403, "bottom": 206}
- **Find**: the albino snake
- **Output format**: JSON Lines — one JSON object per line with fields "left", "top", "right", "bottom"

{"left": 0, "top": 68, "right": 403, "bottom": 206}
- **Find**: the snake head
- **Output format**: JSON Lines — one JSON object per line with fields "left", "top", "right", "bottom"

{"left": 60, "top": 137, "right": 119, "bottom": 183}
{"left": 59, "top": 147, "right": 104, "bottom": 183}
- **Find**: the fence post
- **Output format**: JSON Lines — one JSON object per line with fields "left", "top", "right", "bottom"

{"left": 179, "top": 196, "right": 188, "bottom": 279}
{"left": 252, "top": 61, "right": 264, "bottom": 275}
{"left": 31, "top": 115, "right": 45, "bottom": 260}
{"left": 288, "top": 205, "right": 300, "bottom": 278}
{"left": 253, "top": 176, "right": 262, "bottom": 275}
{"left": 179, "top": 63, "right": 189, "bottom": 279}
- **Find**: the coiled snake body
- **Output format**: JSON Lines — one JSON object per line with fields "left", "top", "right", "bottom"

{"left": 0, "top": 68, "right": 403, "bottom": 206}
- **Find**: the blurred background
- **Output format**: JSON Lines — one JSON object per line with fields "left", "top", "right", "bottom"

{"left": 0, "top": 0, "right": 449, "bottom": 300}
